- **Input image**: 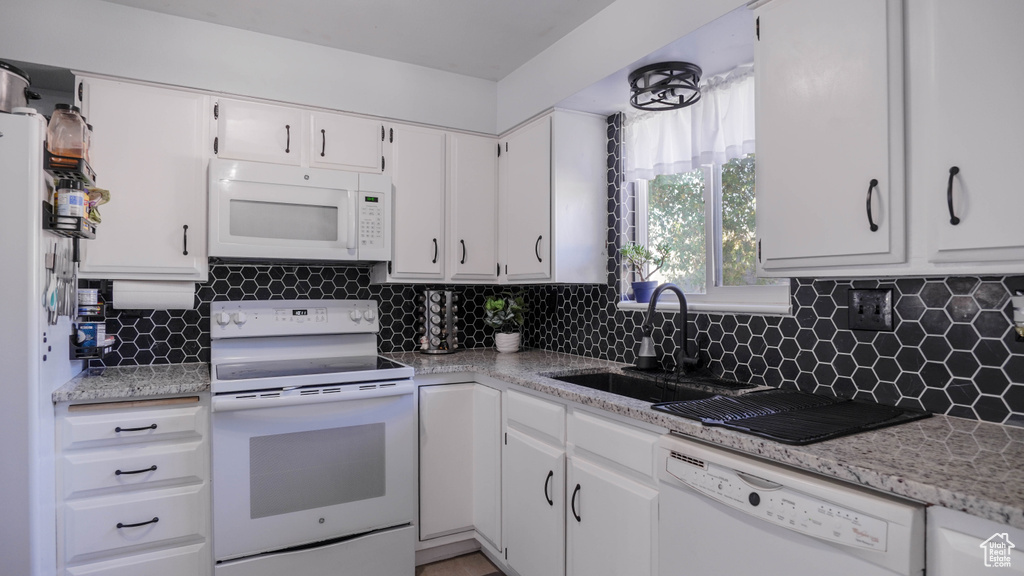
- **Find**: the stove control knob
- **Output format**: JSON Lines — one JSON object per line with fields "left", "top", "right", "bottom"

{"left": 349, "top": 310, "right": 362, "bottom": 322}
{"left": 363, "top": 309, "right": 376, "bottom": 321}
{"left": 216, "top": 312, "right": 231, "bottom": 326}
{"left": 232, "top": 312, "right": 248, "bottom": 326}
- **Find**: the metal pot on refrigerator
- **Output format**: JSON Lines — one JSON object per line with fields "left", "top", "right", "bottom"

{"left": 0, "top": 61, "right": 41, "bottom": 113}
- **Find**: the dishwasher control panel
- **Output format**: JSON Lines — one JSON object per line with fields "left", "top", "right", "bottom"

{"left": 666, "top": 451, "right": 888, "bottom": 551}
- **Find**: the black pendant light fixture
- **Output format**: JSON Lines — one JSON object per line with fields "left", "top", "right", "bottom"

{"left": 628, "top": 62, "right": 703, "bottom": 111}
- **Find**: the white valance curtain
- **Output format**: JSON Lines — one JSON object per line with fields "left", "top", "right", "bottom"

{"left": 623, "top": 64, "right": 756, "bottom": 182}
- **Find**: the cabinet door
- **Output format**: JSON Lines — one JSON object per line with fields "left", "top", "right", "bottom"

{"left": 309, "top": 112, "right": 383, "bottom": 173}
{"left": 755, "top": 0, "right": 905, "bottom": 272}
{"left": 389, "top": 124, "right": 446, "bottom": 278}
{"left": 504, "top": 429, "right": 565, "bottom": 576}
{"left": 911, "top": 0, "right": 1024, "bottom": 264}
{"left": 501, "top": 116, "right": 551, "bottom": 281}
{"left": 78, "top": 78, "right": 208, "bottom": 281}
{"left": 216, "top": 99, "right": 303, "bottom": 166}
{"left": 566, "top": 457, "right": 657, "bottom": 576}
{"left": 472, "top": 383, "right": 502, "bottom": 550}
{"left": 448, "top": 133, "right": 498, "bottom": 281}
{"left": 418, "top": 384, "right": 475, "bottom": 540}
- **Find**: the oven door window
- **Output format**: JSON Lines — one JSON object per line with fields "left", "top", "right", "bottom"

{"left": 249, "top": 423, "right": 385, "bottom": 519}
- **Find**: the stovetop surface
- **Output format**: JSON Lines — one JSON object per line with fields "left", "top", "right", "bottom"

{"left": 215, "top": 355, "right": 407, "bottom": 381}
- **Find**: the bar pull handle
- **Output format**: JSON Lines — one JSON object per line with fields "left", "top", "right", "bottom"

{"left": 535, "top": 235, "right": 543, "bottom": 262}
{"left": 432, "top": 238, "right": 438, "bottom": 264}
{"left": 866, "top": 179, "right": 879, "bottom": 232}
{"left": 285, "top": 124, "right": 291, "bottom": 153}
{"left": 947, "top": 166, "right": 961, "bottom": 225}
{"left": 321, "top": 129, "right": 326, "bottom": 157}
{"left": 182, "top": 225, "right": 189, "bottom": 255}
{"left": 544, "top": 470, "right": 554, "bottom": 506}
{"left": 460, "top": 239, "right": 467, "bottom": 264}
{"left": 117, "top": 517, "right": 159, "bottom": 529}
{"left": 115, "top": 424, "right": 157, "bottom": 433}
{"left": 115, "top": 465, "right": 157, "bottom": 476}
{"left": 571, "top": 483, "right": 581, "bottom": 522}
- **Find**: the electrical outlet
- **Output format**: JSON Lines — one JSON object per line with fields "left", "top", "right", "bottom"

{"left": 848, "top": 288, "right": 894, "bottom": 331}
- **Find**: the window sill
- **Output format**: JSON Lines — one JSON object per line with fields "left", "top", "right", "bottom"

{"left": 617, "top": 299, "right": 792, "bottom": 316}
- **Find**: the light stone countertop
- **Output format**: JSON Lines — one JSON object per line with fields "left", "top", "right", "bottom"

{"left": 53, "top": 363, "right": 211, "bottom": 403}
{"left": 51, "top": 350, "right": 1024, "bottom": 530}
{"left": 387, "top": 348, "right": 1024, "bottom": 530}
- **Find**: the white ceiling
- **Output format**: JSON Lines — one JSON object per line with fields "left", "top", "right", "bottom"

{"left": 97, "top": 0, "right": 619, "bottom": 81}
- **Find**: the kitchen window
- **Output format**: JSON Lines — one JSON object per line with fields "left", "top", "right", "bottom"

{"left": 622, "top": 64, "right": 789, "bottom": 314}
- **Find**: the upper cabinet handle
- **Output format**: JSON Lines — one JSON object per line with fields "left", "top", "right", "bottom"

{"left": 571, "top": 483, "right": 581, "bottom": 522}
{"left": 182, "top": 225, "right": 189, "bottom": 255}
{"left": 432, "top": 238, "right": 438, "bottom": 264}
{"left": 535, "top": 235, "right": 543, "bottom": 262}
{"left": 285, "top": 125, "right": 291, "bottom": 153}
{"left": 460, "top": 239, "right": 467, "bottom": 264}
{"left": 865, "top": 179, "right": 879, "bottom": 232}
{"left": 947, "top": 166, "right": 961, "bottom": 225}
{"left": 544, "top": 470, "right": 554, "bottom": 506}
{"left": 321, "top": 129, "right": 326, "bottom": 157}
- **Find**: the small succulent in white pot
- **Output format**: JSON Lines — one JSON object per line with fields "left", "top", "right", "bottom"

{"left": 484, "top": 293, "right": 527, "bottom": 353}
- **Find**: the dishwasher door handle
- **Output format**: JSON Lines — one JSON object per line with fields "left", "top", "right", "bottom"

{"left": 736, "top": 471, "right": 783, "bottom": 491}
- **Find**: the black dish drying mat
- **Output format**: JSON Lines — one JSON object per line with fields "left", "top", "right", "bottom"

{"left": 652, "top": 390, "right": 930, "bottom": 445}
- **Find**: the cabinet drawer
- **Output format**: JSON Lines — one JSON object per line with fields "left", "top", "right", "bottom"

{"left": 64, "top": 484, "right": 207, "bottom": 562}
{"left": 568, "top": 411, "right": 656, "bottom": 478}
{"left": 61, "top": 440, "right": 205, "bottom": 498}
{"left": 507, "top": 389, "right": 565, "bottom": 444}
{"left": 62, "top": 404, "right": 204, "bottom": 449}
{"left": 65, "top": 543, "right": 207, "bottom": 576}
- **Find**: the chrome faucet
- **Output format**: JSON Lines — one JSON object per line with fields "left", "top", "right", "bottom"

{"left": 642, "top": 283, "right": 701, "bottom": 373}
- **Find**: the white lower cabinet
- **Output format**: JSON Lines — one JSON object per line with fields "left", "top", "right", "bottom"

{"left": 503, "top": 428, "right": 565, "bottom": 576}
{"left": 927, "top": 507, "right": 1024, "bottom": 576}
{"left": 56, "top": 397, "right": 210, "bottom": 576}
{"left": 418, "top": 383, "right": 501, "bottom": 547}
{"left": 566, "top": 457, "right": 658, "bottom": 576}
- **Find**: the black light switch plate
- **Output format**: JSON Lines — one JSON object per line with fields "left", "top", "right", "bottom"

{"left": 848, "top": 288, "right": 894, "bottom": 331}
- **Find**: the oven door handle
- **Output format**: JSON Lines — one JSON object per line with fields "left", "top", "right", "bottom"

{"left": 211, "top": 380, "right": 414, "bottom": 412}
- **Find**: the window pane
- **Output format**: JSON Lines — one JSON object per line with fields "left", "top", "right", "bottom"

{"left": 720, "top": 154, "right": 786, "bottom": 287}
{"left": 647, "top": 171, "right": 706, "bottom": 294}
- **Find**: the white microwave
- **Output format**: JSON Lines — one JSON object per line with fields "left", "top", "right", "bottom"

{"left": 208, "top": 159, "right": 391, "bottom": 262}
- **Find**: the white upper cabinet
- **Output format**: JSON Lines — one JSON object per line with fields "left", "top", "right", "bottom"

{"left": 910, "top": 0, "right": 1024, "bottom": 265}
{"left": 499, "top": 110, "right": 606, "bottom": 284}
{"left": 309, "top": 112, "right": 384, "bottom": 173}
{"left": 215, "top": 99, "right": 384, "bottom": 173}
{"left": 755, "top": 0, "right": 905, "bottom": 273}
{"left": 501, "top": 115, "right": 552, "bottom": 281}
{"left": 388, "top": 123, "right": 447, "bottom": 279}
{"left": 77, "top": 77, "right": 209, "bottom": 281}
{"left": 215, "top": 99, "right": 303, "bottom": 166}
{"left": 448, "top": 132, "right": 499, "bottom": 281}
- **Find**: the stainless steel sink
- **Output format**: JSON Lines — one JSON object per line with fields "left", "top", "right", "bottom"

{"left": 551, "top": 372, "right": 716, "bottom": 403}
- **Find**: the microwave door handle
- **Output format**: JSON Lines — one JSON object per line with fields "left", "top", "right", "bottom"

{"left": 347, "top": 192, "right": 358, "bottom": 250}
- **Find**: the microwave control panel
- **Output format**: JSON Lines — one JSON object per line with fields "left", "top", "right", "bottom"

{"left": 358, "top": 191, "right": 389, "bottom": 260}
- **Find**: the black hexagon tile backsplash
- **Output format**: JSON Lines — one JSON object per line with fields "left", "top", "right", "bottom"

{"left": 84, "top": 112, "right": 1024, "bottom": 428}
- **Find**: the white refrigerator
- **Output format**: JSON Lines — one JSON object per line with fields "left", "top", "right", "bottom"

{"left": 0, "top": 111, "right": 83, "bottom": 576}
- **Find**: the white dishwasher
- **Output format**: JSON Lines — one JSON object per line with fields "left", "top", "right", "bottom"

{"left": 658, "top": 434, "right": 925, "bottom": 576}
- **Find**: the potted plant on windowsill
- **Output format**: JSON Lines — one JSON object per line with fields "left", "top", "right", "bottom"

{"left": 621, "top": 242, "right": 668, "bottom": 303}
{"left": 484, "top": 293, "right": 527, "bottom": 353}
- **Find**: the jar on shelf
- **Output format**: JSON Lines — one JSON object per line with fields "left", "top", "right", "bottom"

{"left": 55, "top": 179, "right": 86, "bottom": 218}
{"left": 46, "top": 104, "right": 86, "bottom": 159}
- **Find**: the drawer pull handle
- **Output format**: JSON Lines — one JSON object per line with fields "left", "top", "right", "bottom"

{"left": 117, "top": 517, "right": 159, "bottom": 529}
{"left": 114, "top": 424, "right": 157, "bottom": 433}
{"left": 115, "top": 465, "right": 157, "bottom": 476}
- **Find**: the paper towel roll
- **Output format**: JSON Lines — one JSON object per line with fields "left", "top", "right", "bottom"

{"left": 112, "top": 281, "right": 196, "bottom": 310}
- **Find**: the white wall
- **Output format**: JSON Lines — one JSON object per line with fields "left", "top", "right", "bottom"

{"left": 0, "top": 0, "right": 497, "bottom": 133}
{"left": 497, "top": 0, "right": 741, "bottom": 132}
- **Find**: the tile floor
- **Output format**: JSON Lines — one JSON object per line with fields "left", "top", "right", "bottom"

{"left": 415, "top": 552, "right": 504, "bottom": 576}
